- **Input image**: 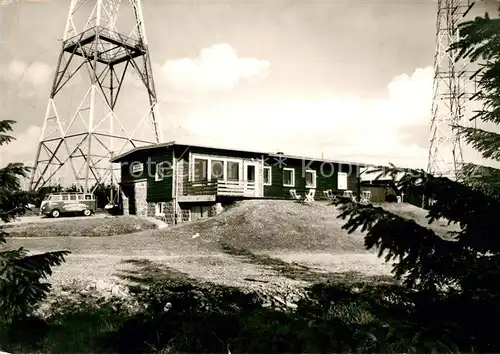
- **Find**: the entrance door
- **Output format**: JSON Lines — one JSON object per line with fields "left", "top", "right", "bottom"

{"left": 244, "top": 162, "right": 262, "bottom": 197}
{"left": 121, "top": 184, "right": 136, "bottom": 215}
{"left": 128, "top": 187, "right": 136, "bottom": 215}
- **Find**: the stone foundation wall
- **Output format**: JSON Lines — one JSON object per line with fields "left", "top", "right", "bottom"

{"left": 209, "top": 202, "right": 223, "bottom": 217}
{"left": 121, "top": 191, "right": 129, "bottom": 216}
{"left": 134, "top": 180, "right": 148, "bottom": 217}
{"left": 181, "top": 207, "right": 191, "bottom": 222}
{"left": 146, "top": 200, "right": 184, "bottom": 226}
{"left": 147, "top": 203, "right": 156, "bottom": 217}
{"left": 175, "top": 159, "right": 188, "bottom": 196}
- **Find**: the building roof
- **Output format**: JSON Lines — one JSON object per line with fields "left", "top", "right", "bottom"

{"left": 109, "top": 141, "right": 368, "bottom": 167}
{"left": 110, "top": 141, "right": 176, "bottom": 162}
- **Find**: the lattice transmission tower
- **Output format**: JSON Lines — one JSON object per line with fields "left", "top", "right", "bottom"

{"left": 29, "top": 0, "right": 162, "bottom": 193}
{"left": 427, "top": 0, "right": 476, "bottom": 180}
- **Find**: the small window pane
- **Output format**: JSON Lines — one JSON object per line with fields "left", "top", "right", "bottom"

{"left": 283, "top": 169, "right": 294, "bottom": 186}
{"left": 264, "top": 167, "right": 271, "bottom": 185}
{"left": 211, "top": 160, "right": 224, "bottom": 180}
{"left": 247, "top": 165, "right": 256, "bottom": 182}
{"left": 194, "top": 159, "right": 208, "bottom": 180}
{"left": 227, "top": 162, "right": 239, "bottom": 181}
{"left": 305, "top": 171, "right": 315, "bottom": 187}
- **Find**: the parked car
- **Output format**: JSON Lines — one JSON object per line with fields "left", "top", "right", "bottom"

{"left": 39, "top": 192, "right": 97, "bottom": 218}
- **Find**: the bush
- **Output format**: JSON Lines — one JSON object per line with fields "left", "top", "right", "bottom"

{"left": 4, "top": 277, "right": 500, "bottom": 353}
{"left": 0, "top": 120, "right": 69, "bottom": 329}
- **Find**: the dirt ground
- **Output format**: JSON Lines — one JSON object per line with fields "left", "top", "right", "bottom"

{"left": 4, "top": 230, "right": 392, "bottom": 294}
{"left": 3, "top": 200, "right": 449, "bottom": 293}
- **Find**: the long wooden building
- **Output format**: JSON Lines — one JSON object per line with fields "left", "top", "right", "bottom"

{"left": 110, "top": 142, "right": 367, "bottom": 224}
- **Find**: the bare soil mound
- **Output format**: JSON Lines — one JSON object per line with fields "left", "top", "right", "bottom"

{"left": 164, "top": 200, "right": 367, "bottom": 253}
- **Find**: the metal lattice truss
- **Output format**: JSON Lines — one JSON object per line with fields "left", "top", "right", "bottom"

{"left": 30, "top": 0, "right": 162, "bottom": 193}
{"left": 427, "top": 0, "right": 477, "bottom": 180}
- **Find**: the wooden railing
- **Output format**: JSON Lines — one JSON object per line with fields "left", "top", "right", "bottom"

{"left": 184, "top": 179, "right": 258, "bottom": 197}
{"left": 185, "top": 180, "right": 217, "bottom": 195}
{"left": 217, "top": 180, "right": 256, "bottom": 197}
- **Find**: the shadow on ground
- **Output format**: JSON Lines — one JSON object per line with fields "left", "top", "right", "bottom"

{"left": 219, "top": 243, "right": 395, "bottom": 285}
{"left": 116, "top": 246, "right": 395, "bottom": 291}
{"left": 118, "top": 259, "right": 192, "bottom": 284}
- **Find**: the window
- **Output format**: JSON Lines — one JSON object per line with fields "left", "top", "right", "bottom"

{"left": 337, "top": 172, "right": 348, "bottom": 190}
{"left": 305, "top": 169, "right": 317, "bottom": 188}
{"left": 246, "top": 165, "right": 256, "bottom": 182}
{"left": 155, "top": 203, "right": 164, "bottom": 216}
{"left": 155, "top": 162, "right": 166, "bottom": 181}
{"left": 69, "top": 194, "right": 77, "bottom": 201}
{"left": 211, "top": 160, "right": 224, "bottom": 180}
{"left": 263, "top": 167, "right": 272, "bottom": 186}
{"left": 283, "top": 168, "right": 295, "bottom": 187}
{"left": 227, "top": 161, "right": 240, "bottom": 181}
{"left": 85, "top": 194, "right": 92, "bottom": 200}
{"left": 61, "top": 195, "right": 69, "bottom": 201}
{"left": 194, "top": 158, "right": 208, "bottom": 181}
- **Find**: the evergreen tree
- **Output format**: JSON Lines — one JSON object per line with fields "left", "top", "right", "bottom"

{"left": 335, "top": 11, "right": 500, "bottom": 297}
{"left": 0, "top": 120, "right": 70, "bottom": 324}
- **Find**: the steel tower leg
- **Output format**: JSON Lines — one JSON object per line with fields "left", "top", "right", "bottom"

{"left": 427, "top": 0, "right": 475, "bottom": 180}
{"left": 29, "top": 0, "right": 162, "bottom": 193}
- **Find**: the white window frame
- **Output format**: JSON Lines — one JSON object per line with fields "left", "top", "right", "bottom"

{"left": 337, "top": 172, "right": 348, "bottom": 190}
{"left": 190, "top": 154, "right": 244, "bottom": 182}
{"left": 155, "top": 202, "right": 164, "bottom": 216}
{"left": 192, "top": 156, "right": 209, "bottom": 182}
{"left": 283, "top": 167, "right": 295, "bottom": 187}
{"left": 226, "top": 160, "right": 241, "bottom": 182}
{"left": 305, "top": 169, "right": 317, "bottom": 188}
{"left": 263, "top": 166, "right": 272, "bottom": 186}
{"left": 210, "top": 158, "right": 226, "bottom": 181}
{"left": 155, "top": 162, "right": 166, "bottom": 181}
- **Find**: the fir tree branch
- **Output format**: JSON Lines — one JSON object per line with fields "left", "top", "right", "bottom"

{"left": 457, "top": 163, "right": 500, "bottom": 197}
{"left": 454, "top": 125, "right": 500, "bottom": 161}
{"left": 334, "top": 199, "right": 471, "bottom": 292}
{"left": 356, "top": 167, "right": 500, "bottom": 253}
{"left": 0, "top": 119, "right": 16, "bottom": 147}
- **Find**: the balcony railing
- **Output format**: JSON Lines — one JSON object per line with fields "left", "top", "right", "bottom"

{"left": 218, "top": 180, "right": 256, "bottom": 197}
{"left": 185, "top": 179, "right": 258, "bottom": 197}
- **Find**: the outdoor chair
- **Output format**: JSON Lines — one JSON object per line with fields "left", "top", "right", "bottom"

{"left": 304, "top": 189, "right": 316, "bottom": 204}
{"left": 360, "top": 191, "right": 371, "bottom": 204}
{"left": 289, "top": 189, "right": 301, "bottom": 201}
{"left": 323, "top": 189, "right": 334, "bottom": 203}
{"left": 342, "top": 190, "right": 357, "bottom": 202}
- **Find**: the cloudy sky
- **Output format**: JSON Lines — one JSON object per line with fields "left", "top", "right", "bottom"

{"left": 1, "top": 0, "right": 499, "bottom": 173}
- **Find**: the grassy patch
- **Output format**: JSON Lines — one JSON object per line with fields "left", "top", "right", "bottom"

{"left": 2, "top": 301, "right": 129, "bottom": 354}
{"left": 3, "top": 216, "right": 157, "bottom": 237}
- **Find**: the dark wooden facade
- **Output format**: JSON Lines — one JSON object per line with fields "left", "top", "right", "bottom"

{"left": 111, "top": 142, "right": 365, "bottom": 204}
{"left": 118, "top": 145, "right": 174, "bottom": 203}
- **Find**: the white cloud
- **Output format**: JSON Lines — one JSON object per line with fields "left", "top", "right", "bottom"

{"left": 176, "top": 66, "right": 434, "bottom": 169}
{"left": 0, "top": 125, "right": 41, "bottom": 166}
{"left": 4, "top": 59, "right": 53, "bottom": 95}
{"left": 160, "top": 43, "right": 270, "bottom": 91}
